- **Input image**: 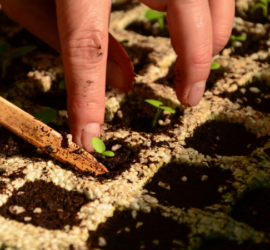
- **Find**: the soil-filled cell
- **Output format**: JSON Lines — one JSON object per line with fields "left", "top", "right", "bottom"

{"left": 108, "top": 99, "right": 182, "bottom": 134}
{"left": 87, "top": 209, "right": 190, "bottom": 249}
{"left": 185, "top": 120, "right": 260, "bottom": 156}
{"left": 144, "top": 162, "right": 233, "bottom": 209}
{"left": 222, "top": 80, "right": 270, "bottom": 114}
{"left": 199, "top": 238, "right": 269, "bottom": 250}
{"left": 0, "top": 180, "right": 90, "bottom": 230}
{"left": 231, "top": 188, "right": 270, "bottom": 233}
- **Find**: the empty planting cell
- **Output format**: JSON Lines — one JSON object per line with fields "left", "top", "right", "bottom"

{"left": 87, "top": 209, "right": 190, "bottom": 249}
{"left": 224, "top": 80, "right": 270, "bottom": 113}
{"left": 0, "top": 180, "right": 89, "bottom": 230}
{"left": 185, "top": 120, "right": 261, "bottom": 156}
{"left": 144, "top": 162, "right": 233, "bottom": 209}
{"left": 231, "top": 188, "right": 270, "bottom": 233}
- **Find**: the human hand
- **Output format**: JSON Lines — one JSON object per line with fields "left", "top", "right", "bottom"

{"left": 0, "top": 0, "right": 135, "bottom": 152}
{"left": 0, "top": 0, "right": 235, "bottom": 151}
{"left": 140, "top": 0, "right": 235, "bottom": 107}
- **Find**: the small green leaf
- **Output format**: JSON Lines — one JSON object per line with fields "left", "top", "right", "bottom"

{"left": 34, "top": 108, "right": 57, "bottom": 124}
{"left": 145, "top": 99, "right": 163, "bottom": 108}
{"left": 103, "top": 151, "right": 115, "bottom": 157}
{"left": 230, "top": 35, "right": 236, "bottom": 41}
{"left": 157, "top": 17, "right": 164, "bottom": 30}
{"left": 59, "top": 79, "right": 66, "bottom": 90}
{"left": 159, "top": 106, "right": 175, "bottom": 113}
{"left": 145, "top": 9, "right": 165, "bottom": 21}
{"left": 211, "top": 61, "right": 220, "bottom": 70}
{"left": 92, "top": 137, "right": 106, "bottom": 154}
{"left": 0, "top": 42, "right": 9, "bottom": 56}
{"left": 235, "top": 35, "right": 246, "bottom": 42}
{"left": 120, "top": 40, "right": 129, "bottom": 45}
{"left": 251, "top": 3, "right": 267, "bottom": 17}
{"left": 11, "top": 45, "right": 36, "bottom": 58}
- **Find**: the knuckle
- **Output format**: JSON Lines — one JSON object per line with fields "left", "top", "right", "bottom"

{"left": 189, "top": 45, "right": 212, "bottom": 69}
{"left": 61, "top": 30, "right": 106, "bottom": 65}
{"left": 214, "top": 32, "right": 231, "bottom": 49}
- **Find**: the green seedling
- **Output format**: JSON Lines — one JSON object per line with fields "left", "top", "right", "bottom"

{"left": 211, "top": 61, "right": 220, "bottom": 70}
{"left": 59, "top": 79, "right": 66, "bottom": 90}
{"left": 251, "top": 0, "right": 270, "bottom": 17}
{"left": 34, "top": 108, "right": 57, "bottom": 124}
{"left": 230, "top": 35, "right": 247, "bottom": 48}
{"left": 145, "top": 99, "right": 175, "bottom": 127}
{"left": 0, "top": 42, "right": 36, "bottom": 78}
{"left": 145, "top": 9, "right": 166, "bottom": 30}
{"left": 92, "top": 137, "right": 115, "bottom": 158}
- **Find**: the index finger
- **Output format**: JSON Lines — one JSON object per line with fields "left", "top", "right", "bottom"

{"left": 166, "top": 0, "right": 212, "bottom": 107}
{"left": 55, "top": 0, "right": 111, "bottom": 150}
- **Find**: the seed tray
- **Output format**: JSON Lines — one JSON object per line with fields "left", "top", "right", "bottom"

{"left": 1, "top": 0, "right": 270, "bottom": 249}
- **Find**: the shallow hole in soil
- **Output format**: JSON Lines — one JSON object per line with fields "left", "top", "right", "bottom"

{"left": 144, "top": 162, "right": 233, "bottom": 210}
{"left": 107, "top": 98, "right": 183, "bottom": 134}
{"left": 126, "top": 20, "right": 169, "bottom": 38}
{"left": 199, "top": 238, "right": 269, "bottom": 250}
{"left": 206, "top": 67, "right": 228, "bottom": 91}
{"left": 185, "top": 120, "right": 261, "bottom": 156}
{"left": 87, "top": 209, "right": 190, "bottom": 250}
{"left": 0, "top": 180, "right": 90, "bottom": 230}
{"left": 230, "top": 188, "right": 270, "bottom": 233}
{"left": 221, "top": 79, "right": 270, "bottom": 114}
{"left": 111, "top": 0, "right": 140, "bottom": 12}
{"left": 121, "top": 44, "right": 153, "bottom": 74}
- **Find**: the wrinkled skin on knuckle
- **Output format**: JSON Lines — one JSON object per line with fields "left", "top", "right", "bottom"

{"left": 61, "top": 30, "right": 106, "bottom": 65}
{"left": 189, "top": 45, "right": 212, "bottom": 70}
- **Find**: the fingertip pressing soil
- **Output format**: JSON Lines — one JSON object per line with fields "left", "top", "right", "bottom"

{"left": 230, "top": 188, "right": 270, "bottom": 233}
{"left": 87, "top": 209, "right": 191, "bottom": 250}
{"left": 221, "top": 80, "right": 270, "bottom": 114}
{"left": 199, "top": 238, "right": 270, "bottom": 250}
{"left": 144, "top": 162, "right": 233, "bottom": 209}
{"left": 185, "top": 120, "right": 260, "bottom": 156}
{"left": 0, "top": 180, "right": 90, "bottom": 230}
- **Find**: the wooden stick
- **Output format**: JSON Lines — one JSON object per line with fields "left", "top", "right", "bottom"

{"left": 0, "top": 96, "right": 109, "bottom": 175}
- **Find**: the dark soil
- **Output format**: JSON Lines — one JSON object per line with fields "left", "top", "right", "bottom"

{"left": 111, "top": 0, "right": 140, "bottom": 12}
{"left": 206, "top": 68, "right": 228, "bottom": 91}
{"left": 235, "top": 3, "right": 270, "bottom": 25}
{"left": 30, "top": 80, "right": 68, "bottom": 110}
{"left": 221, "top": 79, "right": 270, "bottom": 114}
{"left": 92, "top": 138, "right": 138, "bottom": 180}
{"left": 108, "top": 98, "right": 183, "bottom": 134}
{"left": 87, "top": 209, "right": 190, "bottom": 250}
{"left": 0, "top": 180, "right": 90, "bottom": 230}
{"left": 231, "top": 188, "right": 270, "bottom": 233}
{"left": 121, "top": 44, "right": 153, "bottom": 74}
{"left": 185, "top": 120, "right": 261, "bottom": 156}
{"left": 126, "top": 21, "right": 169, "bottom": 38}
{"left": 223, "top": 27, "right": 270, "bottom": 62}
{"left": 0, "top": 127, "right": 37, "bottom": 157}
{"left": 144, "top": 162, "right": 233, "bottom": 209}
{"left": 199, "top": 238, "right": 270, "bottom": 250}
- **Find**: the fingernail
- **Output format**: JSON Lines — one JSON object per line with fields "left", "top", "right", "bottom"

{"left": 187, "top": 81, "right": 206, "bottom": 107}
{"left": 106, "top": 60, "right": 125, "bottom": 91}
{"left": 81, "top": 123, "right": 101, "bottom": 152}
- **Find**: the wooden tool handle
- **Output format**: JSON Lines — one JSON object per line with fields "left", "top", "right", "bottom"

{"left": 0, "top": 96, "right": 108, "bottom": 175}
